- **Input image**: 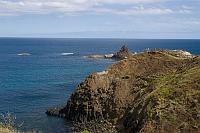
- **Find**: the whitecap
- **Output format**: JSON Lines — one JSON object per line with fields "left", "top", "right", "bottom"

{"left": 17, "top": 53, "right": 31, "bottom": 56}
{"left": 60, "top": 53, "right": 74, "bottom": 56}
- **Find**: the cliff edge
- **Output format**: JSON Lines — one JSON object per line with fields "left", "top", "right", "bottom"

{"left": 47, "top": 49, "right": 200, "bottom": 133}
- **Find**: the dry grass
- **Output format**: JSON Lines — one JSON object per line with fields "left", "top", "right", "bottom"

{"left": 0, "top": 113, "right": 33, "bottom": 133}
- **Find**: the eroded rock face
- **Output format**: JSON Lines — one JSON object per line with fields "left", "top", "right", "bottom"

{"left": 47, "top": 50, "right": 200, "bottom": 133}
{"left": 112, "top": 45, "right": 130, "bottom": 59}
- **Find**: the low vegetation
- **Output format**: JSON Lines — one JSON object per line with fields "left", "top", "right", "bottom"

{"left": 124, "top": 62, "right": 200, "bottom": 132}
{"left": 80, "top": 130, "right": 90, "bottom": 133}
{"left": 0, "top": 113, "right": 18, "bottom": 133}
{"left": 48, "top": 50, "right": 200, "bottom": 133}
{"left": 0, "top": 113, "right": 33, "bottom": 133}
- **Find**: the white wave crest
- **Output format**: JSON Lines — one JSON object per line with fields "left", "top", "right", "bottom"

{"left": 17, "top": 53, "right": 31, "bottom": 56}
{"left": 60, "top": 53, "right": 74, "bottom": 56}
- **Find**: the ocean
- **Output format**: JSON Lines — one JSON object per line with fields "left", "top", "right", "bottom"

{"left": 0, "top": 38, "right": 199, "bottom": 132}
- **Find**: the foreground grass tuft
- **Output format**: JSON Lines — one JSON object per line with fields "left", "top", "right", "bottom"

{"left": 80, "top": 130, "right": 90, "bottom": 133}
{"left": 0, "top": 113, "right": 34, "bottom": 133}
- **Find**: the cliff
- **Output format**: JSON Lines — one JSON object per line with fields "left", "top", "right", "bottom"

{"left": 47, "top": 49, "right": 200, "bottom": 133}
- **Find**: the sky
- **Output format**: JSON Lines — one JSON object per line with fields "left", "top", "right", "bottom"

{"left": 0, "top": 0, "right": 199, "bottom": 39}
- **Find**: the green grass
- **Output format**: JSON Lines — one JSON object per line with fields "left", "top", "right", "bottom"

{"left": 150, "top": 67, "right": 199, "bottom": 125}
{"left": 80, "top": 129, "right": 91, "bottom": 133}
{"left": 127, "top": 64, "right": 200, "bottom": 132}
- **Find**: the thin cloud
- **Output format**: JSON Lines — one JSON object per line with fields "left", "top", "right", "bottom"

{"left": 0, "top": 0, "right": 191, "bottom": 16}
{"left": 94, "top": 5, "right": 192, "bottom": 15}
{"left": 94, "top": 6, "right": 174, "bottom": 15}
{"left": 97, "top": 0, "right": 169, "bottom": 4}
{"left": 0, "top": 0, "right": 94, "bottom": 15}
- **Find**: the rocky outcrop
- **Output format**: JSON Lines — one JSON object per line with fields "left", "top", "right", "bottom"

{"left": 71, "top": 120, "right": 117, "bottom": 133}
{"left": 112, "top": 45, "right": 130, "bottom": 59}
{"left": 47, "top": 50, "right": 200, "bottom": 133}
{"left": 84, "top": 45, "right": 131, "bottom": 60}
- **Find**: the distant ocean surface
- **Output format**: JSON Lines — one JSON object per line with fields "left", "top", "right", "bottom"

{"left": 0, "top": 38, "right": 199, "bottom": 132}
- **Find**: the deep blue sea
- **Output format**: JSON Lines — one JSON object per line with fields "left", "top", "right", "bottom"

{"left": 0, "top": 38, "right": 199, "bottom": 133}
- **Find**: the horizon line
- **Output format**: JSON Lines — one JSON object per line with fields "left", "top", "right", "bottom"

{"left": 0, "top": 37, "right": 200, "bottom": 40}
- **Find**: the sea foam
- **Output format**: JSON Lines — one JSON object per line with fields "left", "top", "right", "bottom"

{"left": 17, "top": 53, "right": 31, "bottom": 56}
{"left": 60, "top": 53, "right": 74, "bottom": 56}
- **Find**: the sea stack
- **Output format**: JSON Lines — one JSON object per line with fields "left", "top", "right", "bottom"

{"left": 112, "top": 45, "right": 130, "bottom": 59}
{"left": 84, "top": 45, "right": 131, "bottom": 60}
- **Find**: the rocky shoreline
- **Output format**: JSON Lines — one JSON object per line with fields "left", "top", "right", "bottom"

{"left": 83, "top": 45, "right": 132, "bottom": 60}
{"left": 47, "top": 47, "right": 200, "bottom": 133}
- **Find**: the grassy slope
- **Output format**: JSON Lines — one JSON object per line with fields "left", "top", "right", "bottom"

{"left": 124, "top": 56, "right": 200, "bottom": 133}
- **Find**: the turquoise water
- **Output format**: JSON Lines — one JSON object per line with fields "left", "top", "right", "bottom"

{"left": 0, "top": 38, "right": 199, "bottom": 132}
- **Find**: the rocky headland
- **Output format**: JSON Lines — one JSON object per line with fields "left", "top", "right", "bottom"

{"left": 83, "top": 45, "right": 132, "bottom": 60}
{"left": 47, "top": 48, "right": 200, "bottom": 133}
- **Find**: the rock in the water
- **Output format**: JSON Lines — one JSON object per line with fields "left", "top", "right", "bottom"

{"left": 112, "top": 45, "right": 130, "bottom": 59}
{"left": 84, "top": 45, "right": 131, "bottom": 60}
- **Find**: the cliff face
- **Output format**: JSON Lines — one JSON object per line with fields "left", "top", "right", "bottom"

{"left": 47, "top": 50, "right": 200, "bottom": 133}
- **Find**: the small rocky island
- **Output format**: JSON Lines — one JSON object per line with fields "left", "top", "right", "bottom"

{"left": 84, "top": 45, "right": 132, "bottom": 60}
{"left": 47, "top": 47, "right": 200, "bottom": 133}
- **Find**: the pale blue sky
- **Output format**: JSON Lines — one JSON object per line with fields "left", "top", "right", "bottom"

{"left": 0, "top": 0, "right": 199, "bottom": 38}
